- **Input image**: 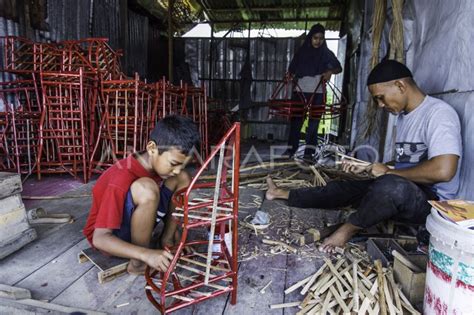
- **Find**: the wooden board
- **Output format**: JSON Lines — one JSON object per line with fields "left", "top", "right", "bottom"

{"left": 224, "top": 198, "right": 291, "bottom": 314}
{"left": 52, "top": 263, "right": 139, "bottom": 311}
{"left": 283, "top": 206, "right": 324, "bottom": 310}
{"left": 16, "top": 238, "right": 92, "bottom": 301}
{"left": 0, "top": 194, "right": 31, "bottom": 242}
{"left": 0, "top": 213, "right": 89, "bottom": 285}
{"left": 0, "top": 284, "right": 31, "bottom": 300}
{"left": 79, "top": 247, "right": 129, "bottom": 283}
{"left": 0, "top": 228, "right": 37, "bottom": 260}
{"left": 0, "top": 172, "right": 22, "bottom": 200}
{"left": 0, "top": 297, "right": 105, "bottom": 314}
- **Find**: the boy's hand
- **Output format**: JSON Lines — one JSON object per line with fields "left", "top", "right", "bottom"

{"left": 142, "top": 249, "right": 174, "bottom": 272}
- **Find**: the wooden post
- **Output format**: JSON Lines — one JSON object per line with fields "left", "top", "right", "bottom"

{"left": 168, "top": 0, "right": 174, "bottom": 83}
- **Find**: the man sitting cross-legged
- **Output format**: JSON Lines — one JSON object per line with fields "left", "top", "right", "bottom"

{"left": 266, "top": 60, "right": 462, "bottom": 253}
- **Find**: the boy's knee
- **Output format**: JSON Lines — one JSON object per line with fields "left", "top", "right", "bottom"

{"left": 177, "top": 170, "right": 191, "bottom": 186}
{"left": 165, "top": 170, "right": 191, "bottom": 191}
{"left": 130, "top": 177, "right": 160, "bottom": 205}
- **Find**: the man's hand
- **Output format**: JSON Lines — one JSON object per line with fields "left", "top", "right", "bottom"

{"left": 341, "top": 160, "right": 371, "bottom": 174}
{"left": 370, "top": 163, "right": 389, "bottom": 177}
{"left": 142, "top": 249, "right": 174, "bottom": 272}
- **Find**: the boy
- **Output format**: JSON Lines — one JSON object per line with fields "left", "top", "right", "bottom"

{"left": 83, "top": 115, "right": 200, "bottom": 274}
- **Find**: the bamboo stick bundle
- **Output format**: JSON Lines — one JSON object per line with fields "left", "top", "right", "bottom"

{"left": 271, "top": 257, "right": 418, "bottom": 314}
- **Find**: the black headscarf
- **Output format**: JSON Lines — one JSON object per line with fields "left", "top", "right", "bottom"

{"left": 288, "top": 24, "right": 341, "bottom": 78}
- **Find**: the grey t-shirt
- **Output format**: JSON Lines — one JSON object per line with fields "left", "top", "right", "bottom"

{"left": 395, "top": 95, "right": 462, "bottom": 200}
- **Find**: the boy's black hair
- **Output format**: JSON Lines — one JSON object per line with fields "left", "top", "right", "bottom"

{"left": 149, "top": 115, "right": 200, "bottom": 155}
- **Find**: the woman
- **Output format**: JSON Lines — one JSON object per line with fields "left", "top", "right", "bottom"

{"left": 286, "top": 23, "right": 342, "bottom": 160}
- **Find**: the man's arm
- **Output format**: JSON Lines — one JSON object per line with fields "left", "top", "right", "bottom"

{"left": 371, "top": 154, "right": 459, "bottom": 184}
{"left": 93, "top": 229, "right": 173, "bottom": 271}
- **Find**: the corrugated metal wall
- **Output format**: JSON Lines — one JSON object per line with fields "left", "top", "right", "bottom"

{"left": 92, "top": 0, "right": 121, "bottom": 49}
{"left": 183, "top": 37, "right": 297, "bottom": 102}
{"left": 126, "top": 9, "right": 149, "bottom": 76}
{"left": 0, "top": 0, "right": 166, "bottom": 80}
{"left": 182, "top": 37, "right": 299, "bottom": 140}
{"left": 46, "top": 0, "right": 92, "bottom": 41}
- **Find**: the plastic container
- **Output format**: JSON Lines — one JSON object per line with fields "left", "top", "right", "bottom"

{"left": 424, "top": 208, "right": 474, "bottom": 314}
{"left": 207, "top": 224, "right": 232, "bottom": 258}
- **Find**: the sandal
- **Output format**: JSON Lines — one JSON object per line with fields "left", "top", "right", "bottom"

{"left": 27, "top": 207, "right": 73, "bottom": 224}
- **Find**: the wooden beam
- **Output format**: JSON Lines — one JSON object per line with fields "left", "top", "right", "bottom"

{"left": 210, "top": 17, "right": 342, "bottom": 24}
{"left": 208, "top": 4, "right": 343, "bottom": 12}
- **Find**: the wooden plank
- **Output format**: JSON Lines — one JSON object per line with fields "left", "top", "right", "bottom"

{"left": 375, "top": 259, "right": 388, "bottom": 315}
{"left": 16, "top": 238, "right": 92, "bottom": 301}
{"left": 0, "top": 211, "right": 89, "bottom": 285}
{"left": 284, "top": 253, "right": 320, "bottom": 303}
{"left": 0, "top": 194, "right": 24, "bottom": 215}
{"left": 329, "top": 286, "right": 350, "bottom": 313}
{"left": 224, "top": 197, "right": 291, "bottom": 314}
{"left": 0, "top": 297, "right": 106, "bottom": 314}
{"left": 284, "top": 273, "right": 314, "bottom": 295}
{"left": 323, "top": 257, "right": 353, "bottom": 292}
{"left": 0, "top": 172, "right": 22, "bottom": 199}
{"left": 79, "top": 247, "right": 128, "bottom": 272}
{"left": 387, "top": 270, "right": 403, "bottom": 314}
{"left": 0, "top": 194, "right": 32, "bottom": 246}
{"left": 0, "top": 284, "right": 31, "bottom": 300}
{"left": 353, "top": 261, "right": 360, "bottom": 312}
{"left": 52, "top": 262, "right": 138, "bottom": 311}
{"left": 270, "top": 301, "right": 301, "bottom": 309}
{"left": 0, "top": 228, "right": 37, "bottom": 260}
{"left": 262, "top": 239, "right": 297, "bottom": 253}
{"left": 384, "top": 273, "right": 397, "bottom": 315}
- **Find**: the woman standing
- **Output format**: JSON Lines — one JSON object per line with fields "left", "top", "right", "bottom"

{"left": 286, "top": 23, "right": 342, "bottom": 160}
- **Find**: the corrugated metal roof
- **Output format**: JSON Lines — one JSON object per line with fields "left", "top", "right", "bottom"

{"left": 196, "top": 0, "right": 344, "bottom": 31}
{"left": 135, "top": 0, "right": 345, "bottom": 33}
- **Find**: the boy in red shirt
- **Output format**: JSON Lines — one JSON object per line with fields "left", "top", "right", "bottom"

{"left": 83, "top": 115, "right": 200, "bottom": 274}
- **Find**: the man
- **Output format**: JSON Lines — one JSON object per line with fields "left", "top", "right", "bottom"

{"left": 267, "top": 60, "right": 462, "bottom": 253}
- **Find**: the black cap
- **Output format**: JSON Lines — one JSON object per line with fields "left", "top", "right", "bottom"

{"left": 367, "top": 60, "right": 413, "bottom": 86}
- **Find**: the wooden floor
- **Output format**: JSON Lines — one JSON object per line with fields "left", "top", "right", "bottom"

{"left": 0, "top": 165, "right": 344, "bottom": 314}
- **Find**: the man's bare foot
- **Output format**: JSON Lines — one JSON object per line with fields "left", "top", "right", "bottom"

{"left": 318, "top": 223, "right": 362, "bottom": 254}
{"left": 265, "top": 177, "right": 290, "bottom": 200}
{"left": 127, "top": 259, "right": 146, "bottom": 275}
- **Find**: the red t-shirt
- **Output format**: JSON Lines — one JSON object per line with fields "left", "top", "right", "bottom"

{"left": 83, "top": 155, "right": 161, "bottom": 246}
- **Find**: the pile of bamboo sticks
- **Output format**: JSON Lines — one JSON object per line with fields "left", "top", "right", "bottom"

{"left": 272, "top": 257, "right": 420, "bottom": 314}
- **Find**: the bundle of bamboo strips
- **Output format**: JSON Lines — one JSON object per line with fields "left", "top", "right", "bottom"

{"left": 272, "top": 257, "right": 420, "bottom": 314}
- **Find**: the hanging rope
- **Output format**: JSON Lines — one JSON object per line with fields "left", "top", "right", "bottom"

{"left": 389, "top": 0, "right": 405, "bottom": 62}
{"left": 365, "top": 0, "right": 387, "bottom": 137}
